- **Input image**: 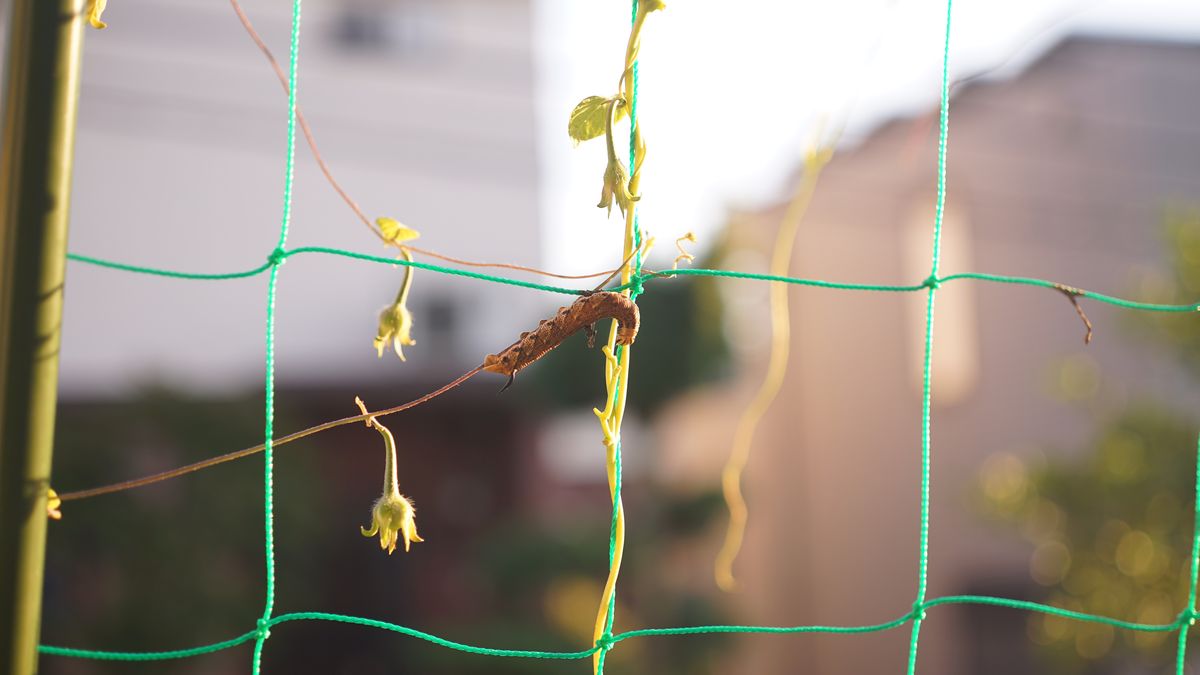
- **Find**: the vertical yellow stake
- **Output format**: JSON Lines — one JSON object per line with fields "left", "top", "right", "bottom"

{"left": 0, "top": 0, "right": 85, "bottom": 672}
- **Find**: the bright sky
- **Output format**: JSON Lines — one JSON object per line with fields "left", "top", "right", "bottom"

{"left": 532, "top": 0, "right": 1200, "bottom": 273}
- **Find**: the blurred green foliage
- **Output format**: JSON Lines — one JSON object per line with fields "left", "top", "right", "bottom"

{"left": 409, "top": 488, "right": 730, "bottom": 675}
{"left": 1125, "top": 206, "right": 1200, "bottom": 371}
{"left": 978, "top": 208, "right": 1200, "bottom": 672}
{"left": 43, "top": 388, "right": 327, "bottom": 673}
{"left": 979, "top": 408, "right": 1196, "bottom": 671}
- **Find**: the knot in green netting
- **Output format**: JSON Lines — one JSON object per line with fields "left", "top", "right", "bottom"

{"left": 255, "top": 619, "right": 272, "bottom": 641}
{"left": 628, "top": 274, "right": 646, "bottom": 298}
{"left": 909, "top": 602, "right": 928, "bottom": 622}
{"left": 267, "top": 247, "right": 288, "bottom": 267}
{"left": 1183, "top": 608, "right": 1199, "bottom": 627}
{"left": 596, "top": 632, "right": 616, "bottom": 652}
{"left": 922, "top": 274, "right": 941, "bottom": 290}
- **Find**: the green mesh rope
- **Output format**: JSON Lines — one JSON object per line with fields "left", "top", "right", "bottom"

{"left": 907, "top": 2, "right": 953, "bottom": 670}
{"left": 36, "top": 597, "right": 1200, "bottom": 662}
{"left": 251, "top": 0, "right": 302, "bottom": 670}
{"left": 65, "top": 251, "right": 1200, "bottom": 313}
{"left": 38, "top": 0, "right": 1200, "bottom": 672}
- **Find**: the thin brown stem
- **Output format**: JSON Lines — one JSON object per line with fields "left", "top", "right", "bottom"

{"left": 228, "top": 0, "right": 622, "bottom": 283}
{"left": 1055, "top": 284, "right": 1094, "bottom": 344}
{"left": 228, "top": 0, "right": 375, "bottom": 233}
{"left": 57, "top": 366, "right": 484, "bottom": 503}
{"left": 401, "top": 244, "right": 617, "bottom": 281}
{"left": 592, "top": 238, "right": 649, "bottom": 293}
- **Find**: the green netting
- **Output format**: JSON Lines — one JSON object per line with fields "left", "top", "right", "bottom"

{"left": 66, "top": 249, "right": 1200, "bottom": 312}
{"left": 37, "top": 0, "right": 1200, "bottom": 673}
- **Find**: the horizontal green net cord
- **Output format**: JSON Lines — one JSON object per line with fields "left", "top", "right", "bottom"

{"left": 269, "top": 613, "right": 598, "bottom": 659}
{"left": 66, "top": 249, "right": 1200, "bottom": 313}
{"left": 39, "top": 631, "right": 258, "bottom": 661}
{"left": 65, "top": 247, "right": 588, "bottom": 296}
{"left": 66, "top": 252, "right": 274, "bottom": 280}
{"left": 38, "top": 594, "right": 1199, "bottom": 662}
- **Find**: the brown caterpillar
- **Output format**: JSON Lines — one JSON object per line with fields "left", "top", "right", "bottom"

{"left": 483, "top": 291, "right": 640, "bottom": 390}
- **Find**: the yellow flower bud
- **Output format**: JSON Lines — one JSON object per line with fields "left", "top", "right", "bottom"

{"left": 374, "top": 246, "right": 418, "bottom": 361}
{"left": 86, "top": 0, "right": 108, "bottom": 29}
{"left": 47, "top": 488, "right": 62, "bottom": 520}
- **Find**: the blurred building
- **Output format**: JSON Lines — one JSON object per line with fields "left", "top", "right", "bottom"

{"left": 656, "top": 36, "right": 1200, "bottom": 675}
{"left": 38, "top": 1, "right": 575, "bottom": 673}
{"left": 60, "top": 0, "right": 551, "bottom": 395}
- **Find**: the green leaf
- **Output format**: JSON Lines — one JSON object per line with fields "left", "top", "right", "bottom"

{"left": 568, "top": 96, "right": 626, "bottom": 144}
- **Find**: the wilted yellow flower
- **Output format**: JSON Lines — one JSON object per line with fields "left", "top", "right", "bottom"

{"left": 597, "top": 98, "right": 637, "bottom": 218}
{"left": 374, "top": 246, "right": 418, "bottom": 361}
{"left": 597, "top": 156, "right": 635, "bottom": 218}
{"left": 356, "top": 398, "right": 423, "bottom": 554}
{"left": 86, "top": 0, "right": 108, "bottom": 29}
{"left": 375, "top": 301, "right": 415, "bottom": 361}
{"left": 47, "top": 488, "right": 62, "bottom": 520}
{"left": 362, "top": 491, "right": 423, "bottom": 554}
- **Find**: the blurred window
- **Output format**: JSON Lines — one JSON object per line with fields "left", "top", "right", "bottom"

{"left": 332, "top": 1, "right": 442, "bottom": 55}
{"left": 905, "top": 193, "right": 980, "bottom": 405}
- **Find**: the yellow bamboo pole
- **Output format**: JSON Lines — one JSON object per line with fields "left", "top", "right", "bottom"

{"left": 0, "top": 0, "right": 86, "bottom": 671}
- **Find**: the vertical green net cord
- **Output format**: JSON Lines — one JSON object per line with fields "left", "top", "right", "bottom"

{"left": 252, "top": 0, "right": 303, "bottom": 671}
{"left": 1177, "top": 433, "right": 1200, "bottom": 671}
{"left": 906, "top": 1, "right": 952, "bottom": 673}
{"left": 629, "top": 0, "right": 643, "bottom": 272}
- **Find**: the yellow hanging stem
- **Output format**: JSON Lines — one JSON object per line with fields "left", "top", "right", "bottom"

{"left": 714, "top": 145, "right": 833, "bottom": 592}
